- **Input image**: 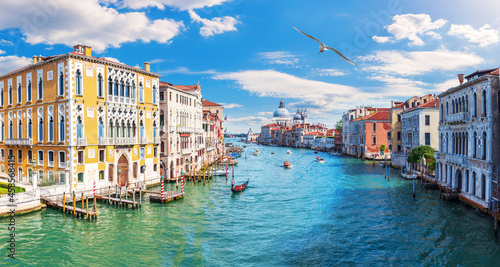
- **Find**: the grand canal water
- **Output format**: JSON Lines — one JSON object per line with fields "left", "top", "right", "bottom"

{"left": 2, "top": 140, "right": 500, "bottom": 266}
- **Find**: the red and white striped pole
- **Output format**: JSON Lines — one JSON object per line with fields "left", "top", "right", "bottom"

{"left": 93, "top": 181, "right": 96, "bottom": 197}
{"left": 161, "top": 174, "right": 164, "bottom": 201}
{"left": 181, "top": 172, "right": 184, "bottom": 195}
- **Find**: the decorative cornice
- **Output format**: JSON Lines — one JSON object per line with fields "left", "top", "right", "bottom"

{"left": 438, "top": 76, "right": 493, "bottom": 98}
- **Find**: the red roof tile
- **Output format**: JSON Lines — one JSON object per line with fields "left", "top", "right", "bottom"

{"left": 352, "top": 110, "right": 390, "bottom": 121}
{"left": 203, "top": 100, "right": 222, "bottom": 107}
{"left": 417, "top": 98, "right": 439, "bottom": 108}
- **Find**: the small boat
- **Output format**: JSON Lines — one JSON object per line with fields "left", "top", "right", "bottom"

{"left": 231, "top": 180, "right": 249, "bottom": 192}
{"left": 271, "top": 152, "right": 274, "bottom": 154}
{"left": 314, "top": 151, "right": 318, "bottom": 154}
{"left": 243, "top": 145, "right": 247, "bottom": 148}
{"left": 316, "top": 156, "right": 325, "bottom": 163}
{"left": 284, "top": 161, "right": 292, "bottom": 168}
{"left": 402, "top": 173, "right": 417, "bottom": 180}
{"left": 287, "top": 150, "right": 293, "bottom": 154}
{"left": 253, "top": 151, "right": 259, "bottom": 156}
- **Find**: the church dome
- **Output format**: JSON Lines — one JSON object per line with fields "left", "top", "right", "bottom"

{"left": 293, "top": 109, "right": 304, "bottom": 120}
{"left": 273, "top": 99, "right": 290, "bottom": 118}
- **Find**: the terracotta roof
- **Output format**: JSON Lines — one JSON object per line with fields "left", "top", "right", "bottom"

{"left": 305, "top": 131, "right": 323, "bottom": 136}
{"left": 159, "top": 81, "right": 173, "bottom": 87}
{"left": 352, "top": 110, "right": 390, "bottom": 121}
{"left": 173, "top": 84, "right": 200, "bottom": 90}
{"left": 203, "top": 99, "right": 222, "bottom": 107}
{"left": 417, "top": 98, "right": 439, "bottom": 108}
{"left": 262, "top": 123, "right": 278, "bottom": 127}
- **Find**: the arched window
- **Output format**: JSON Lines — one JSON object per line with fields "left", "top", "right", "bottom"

{"left": 76, "top": 117, "right": 83, "bottom": 138}
{"left": 473, "top": 132, "right": 477, "bottom": 158}
{"left": 17, "top": 119, "right": 22, "bottom": 138}
{"left": 481, "top": 174, "right": 486, "bottom": 199}
{"left": 48, "top": 116, "right": 54, "bottom": 142}
{"left": 108, "top": 77, "right": 113, "bottom": 95}
{"left": 446, "top": 102, "right": 449, "bottom": 115}
{"left": 119, "top": 80, "right": 124, "bottom": 97}
{"left": 139, "top": 82, "right": 144, "bottom": 102}
{"left": 482, "top": 90, "right": 487, "bottom": 117}
{"left": 75, "top": 70, "right": 82, "bottom": 95}
{"left": 98, "top": 118, "right": 104, "bottom": 138}
{"left": 59, "top": 115, "right": 65, "bottom": 142}
{"left": 97, "top": 73, "right": 103, "bottom": 97}
{"left": 451, "top": 100, "right": 454, "bottom": 113}
{"left": 38, "top": 117, "right": 44, "bottom": 141}
{"left": 9, "top": 120, "right": 13, "bottom": 139}
{"left": 108, "top": 121, "right": 114, "bottom": 138}
{"left": 38, "top": 77, "right": 43, "bottom": 99}
{"left": 440, "top": 104, "right": 443, "bottom": 122}
{"left": 28, "top": 119, "right": 32, "bottom": 139}
{"left": 27, "top": 81, "right": 32, "bottom": 102}
{"left": 17, "top": 84, "right": 21, "bottom": 103}
{"left": 131, "top": 82, "right": 136, "bottom": 99}
{"left": 472, "top": 172, "right": 476, "bottom": 196}
{"left": 125, "top": 82, "right": 130, "bottom": 98}
{"left": 153, "top": 85, "right": 157, "bottom": 104}
{"left": 114, "top": 79, "right": 118, "bottom": 96}
{"left": 8, "top": 86, "right": 12, "bottom": 105}
{"left": 59, "top": 71, "right": 64, "bottom": 96}
{"left": 482, "top": 131, "right": 487, "bottom": 160}
{"left": 0, "top": 87, "right": 4, "bottom": 106}
{"left": 473, "top": 92, "right": 477, "bottom": 117}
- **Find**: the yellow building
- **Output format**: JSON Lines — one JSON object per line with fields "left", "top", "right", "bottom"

{"left": 0, "top": 45, "right": 161, "bottom": 191}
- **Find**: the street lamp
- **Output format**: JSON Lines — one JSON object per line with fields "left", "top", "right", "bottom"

{"left": 31, "top": 157, "right": 37, "bottom": 190}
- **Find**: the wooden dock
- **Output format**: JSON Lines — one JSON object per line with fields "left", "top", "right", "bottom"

{"left": 147, "top": 191, "right": 184, "bottom": 203}
{"left": 44, "top": 193, "right": 98, "bottom": 220}
{"left": 95, "top": 195, "right": 140, "bottom": 208}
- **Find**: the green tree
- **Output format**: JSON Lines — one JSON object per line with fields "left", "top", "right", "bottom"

{"left": 379, "top": 144, "right": 386, "bottom": 152}
{"left": 407, "top": 145, "right": 436, "bottom": 171}
{"left": 335, "top": 120, "right": 343, "bottom": 132}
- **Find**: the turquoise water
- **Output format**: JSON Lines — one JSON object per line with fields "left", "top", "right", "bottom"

{"left": 2, "top": 140, "right": 500, "bottom": 266}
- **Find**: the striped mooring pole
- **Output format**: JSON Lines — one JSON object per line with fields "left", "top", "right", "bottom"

{"left": 161, "top": 175, "right": 164, "bottom": 201}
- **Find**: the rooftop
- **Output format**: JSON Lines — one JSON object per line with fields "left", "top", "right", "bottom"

{"left": 352, "top": 110, "right": 390, "bottom": 121}
{"left": 203, "top": 99, "right": 222, "bottom": 107}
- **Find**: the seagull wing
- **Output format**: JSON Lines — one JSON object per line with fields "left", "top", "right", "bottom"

{"left": 293, "top": 26, "right": 323, "bottom": 45}
{"left": 325, "top": 46, "right": 357, "bottom": 66}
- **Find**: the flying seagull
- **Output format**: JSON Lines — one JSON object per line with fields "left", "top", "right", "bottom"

{"left": 293, "top": 26, "right": 356, "bottom": 66}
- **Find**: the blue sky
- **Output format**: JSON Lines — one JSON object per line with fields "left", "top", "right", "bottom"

{"left": 0, "top": 0, "right": 499, "bottom": 133}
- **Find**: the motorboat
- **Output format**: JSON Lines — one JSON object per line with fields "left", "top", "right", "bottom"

{"left": 316, "top": 156, "right": 325, "bottom": 163}
{"left": 284, "top": 161, "right": 292, "bottom": 169}
{"left": 287, "top": 150, "right": 293, "bottom": 154}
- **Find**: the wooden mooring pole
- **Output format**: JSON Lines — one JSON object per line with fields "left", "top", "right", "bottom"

{"left": 63, "top": 192, "right": 66, "bottom": 213}
{"left": 73, "top": 191, "right": 76, "bottom": 217}
{"left": 86, "top": 197, "right": 89, "bottom": 220}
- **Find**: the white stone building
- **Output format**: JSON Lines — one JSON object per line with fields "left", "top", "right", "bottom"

{"left": 436, "top": 69, "right": 500, "bottom": 210}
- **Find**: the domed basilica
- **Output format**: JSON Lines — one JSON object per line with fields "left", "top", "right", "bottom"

{"left": 272, "top": 99, "right": 308, "bottom": 126}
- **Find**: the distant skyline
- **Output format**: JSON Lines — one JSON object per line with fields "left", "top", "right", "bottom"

{"left": 0, "top": 0, "right": 499, "bottom": 133}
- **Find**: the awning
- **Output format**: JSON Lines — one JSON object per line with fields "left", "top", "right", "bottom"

{"left": 180, "top": 133, "right": 190, "bottom": 137}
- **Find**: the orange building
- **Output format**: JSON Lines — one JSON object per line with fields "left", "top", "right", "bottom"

{"left": 350, "top": 110, "right": 391, "bottom": 160}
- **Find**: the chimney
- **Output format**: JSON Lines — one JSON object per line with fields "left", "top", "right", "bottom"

{"left": 84, "top": 46, "right": 92, "bottom": 57}
{"left": 144, "top": 62, "right": 150, "bottom": 72}
{"left": 38, "top": 55, "right": 43, "bottom": 63}
{"left": 32, "top": 55, "right": 38, "bottom": 64}
{"left": 458, "top": 74, "right": 465, "bottom": 85}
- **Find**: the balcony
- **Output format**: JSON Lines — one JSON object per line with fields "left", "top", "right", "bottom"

{"left": 182, "top": 148, "right": 192, "bottom": 155}
{"left": 207, "top": 146, "right": 215, "bottom": 152}
{"left": 446, "top": 154, "right": 468, "bottom": 167}
{"left": 48, "top": 161, "right": 54, "bottom": 167}
{"left": 99, "top": 137, "right": 113, "bottom": 146}
{"left": 115, "top": 137, "right": 136, "bottom": 145}
{"left": 446, "top": 112, "right": 469, "bottom": 124}
{"left": 178, "top": 127, "right": 195, "bottom": 133}
{"left": 109, "top": 95, "right": 136, "bottom": 105}
{"left": 153, "top": 137, "right": 161, "bottom": 144}
{"left": 59, "top": 162, "right": 66, "bottom": 169}
{"left": 140, "top": 137, "right": 148, "bottom": 144}
{"left": 5, "top": 138, "right": 32, "bottom": 146}
{"left": 38, "top": 160, "right": 44, "bottom": 166}
{"left": 76, "top": 138, "right": 87, "bottom": 146}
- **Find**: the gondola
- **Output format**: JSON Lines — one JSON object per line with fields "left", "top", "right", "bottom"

{"left": 231, "top": 180, "right": 249, "bottom": 192}
{"left": 284, "top": 161, "right": 292, "bottom": 169}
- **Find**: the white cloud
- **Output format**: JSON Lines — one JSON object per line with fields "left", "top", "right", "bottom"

{"left": 150, "top": 59, "right": 165, "bottom": 64}
{"left": 0, "top": 0, "right": 184, "bottom": 52}
{"left": 372, "top": 36, "right": 391, "bottom": 43}
{"left": 159, "top": 67, "right": 217, "bottom": 75}
{"left": 360, "top": 48, "right": 484, "bottom": 76}
{"left": 111, "top": 0, "right": 232, "bottom": 11}
{"left": 0, "top": 55, "right": 32, "bottom": 75}
{"left": 220, "top": 103, "right": 244, "bottom": 109}
{"left": 383, "top": 13, "right": 447, "bottom": 46}
{"left": 448, "top": 24, "right": 500, "bottom": 47}
{"left": 433, "top": 78, "right": 459, "bottom": 93}
{"left": 0, "top": 40, "right": 13, "bottom": 46}
{"left": 188, "top": 10, "right": 239, "bottom": 37}
{"left": 258, "top": 111, "right": 273, "bottom": 116}
{"left": 0, "top": 50, "right": 5, "bottom": 55}
{"left": 103, "top": 57, "right": 121, "bottom": 63}
{"left": 258, "top": 51, "right": 299, "bottom": 66}
{"left": 213, "top": 69, "right": 360, "bottom": 113}
{"left": 310, "top": 68, "right": 348, "bottom": 77}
